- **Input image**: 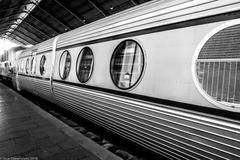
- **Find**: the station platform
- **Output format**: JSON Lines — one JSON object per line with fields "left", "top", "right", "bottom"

{"left": 0, "top": 82, "right": 121, "bottom": 160}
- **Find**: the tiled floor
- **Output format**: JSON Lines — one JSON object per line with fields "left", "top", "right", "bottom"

{"left": 0, "top": 82, "right": 121, "bottom": 160}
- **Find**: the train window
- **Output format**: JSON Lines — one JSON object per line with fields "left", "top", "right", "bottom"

{"left": 110, "top": 40, "right": 144, "bottom": 89}
{"left": 59, "top": 50, "right": 71, "bottom": 80}
{"left": 76, "top": 47, "right": 94, "bottom": 83}
{"left": 26, "top": 58, "right": 30, "bottom": 74}
{"left": 194, "top": 21, "right": 240, "bottom": 109}
{"left": 31, "top": 57, "right": 36, "bottom": 74}
{"left": 18, "top": 60, "right": 22, "bottom": 72}
{"left": 40, "top": 55, "right": 46, "bottom": 75}
{"left": 21, "top": 60, "right": 24, "bottom": 72}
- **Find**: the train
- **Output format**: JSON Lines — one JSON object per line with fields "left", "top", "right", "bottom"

{"left": 1, "top": 0, "right": 240, "bottom": 159}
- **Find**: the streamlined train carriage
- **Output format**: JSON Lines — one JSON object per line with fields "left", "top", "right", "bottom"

{"left": 2, "top": 0, "right": 240, "bottom": 159}
{"left": 0, "top": 46, "right": 25, "bottom": 82}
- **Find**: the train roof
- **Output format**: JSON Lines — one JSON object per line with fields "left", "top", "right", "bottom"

{"left": 0, "top": 0, "right": 152, "bottom": 45}
{"left": 56, "top": 0, "right": 240, "bottom": 49}
{"left": 34, "top": 37, "right": 56, "bottom": 53}
{"left": 20, "top": 37, "right": 56, "bottom": 58}
{"left": 7, "top": 46, "right": 27, "bottom": 52}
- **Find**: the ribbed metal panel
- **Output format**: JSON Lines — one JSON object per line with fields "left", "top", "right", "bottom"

{"left": 35, "top": 38, "right": 55, "bottom": 54}
{"left": 31, "top": 78, "right": 54, "bottom": 103}
{"left": 57, "top": 0, "right": 240, "bottom": 49}
{"left": 53, "top": 82, "right": 240, "bottom": 160}
{"left": 18, "top": 75, "right": 53, "bottom": 102}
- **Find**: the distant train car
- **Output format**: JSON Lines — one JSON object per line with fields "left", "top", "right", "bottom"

{"left": 0, "top": 46, "right": 26, "bottom": 82}
{"left": 7, "top": 0, "right": 240, "bottom": 159}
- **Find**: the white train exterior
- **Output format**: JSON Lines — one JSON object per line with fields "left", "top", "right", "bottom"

{"left": 0, "top": 46, "right": 26, "bottom": 81}
{"left": 3, "top": 0, "right": 240, "bottom": 159}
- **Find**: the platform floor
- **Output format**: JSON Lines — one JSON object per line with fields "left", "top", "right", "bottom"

{"left": 0, "top": 82, "right": 121, "bottom": 160}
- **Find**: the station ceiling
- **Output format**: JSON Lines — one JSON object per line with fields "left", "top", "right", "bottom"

{"left": 0, "top": 0, "right": 152, "bottom": 46}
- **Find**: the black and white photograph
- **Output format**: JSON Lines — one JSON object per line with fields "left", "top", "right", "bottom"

{"left": 0, "top": 0, "right": 240, "bottom": 159}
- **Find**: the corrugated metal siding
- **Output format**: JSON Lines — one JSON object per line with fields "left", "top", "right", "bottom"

{"left": 57, "top": 0, "right": 240, "bottom": 48}
{"left": 53, "top": 82, "right": 240, "bottom": 160}
{"left": 32, "top": 78, "right": 54, "bottom": 103}
{"left": 18, "top": 75, "right": 54, "bottom": 102}
{"left": 35, "top": 38, "right": 55, "bottom": 54}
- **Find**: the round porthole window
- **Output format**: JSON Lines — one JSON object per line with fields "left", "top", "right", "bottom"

{"left": 31, "top": 57, "right": 36, "bottom": 74}
{"left": 21, "top": 60, "right": 24, "bottom": 72}
{"left": 110, "top": 40, "right": 145, "bottom": 90}
{"left": 59, "top": 50, "right": 71, "bottom": 80}
{"left": 26, "top": 58, "right": 30, "bottom": 74}
{"left": 40, "top": 55, "right": 46, "bottom": 76}
{"left": 193, "top": 20, "right": 240, "bottom": 110}
{"left": 76, "top": 47, "right": 94, "bottom": 83}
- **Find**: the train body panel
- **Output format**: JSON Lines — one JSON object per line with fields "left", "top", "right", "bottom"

{"left": 51, "top": 17, "right": 240, "bottom": 158}
{"left": 4, "top": 0, "right": 240, "bottom": 159}
{"left": 53, "top": 20, "right": 228, "bottom": 111}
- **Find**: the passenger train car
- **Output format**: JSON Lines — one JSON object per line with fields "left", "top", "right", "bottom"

{"left": 2, "top": 0, "right": 240, "bottom": 159}
{"left": 0, "top": 46, "right": 26, "bottom": 82}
